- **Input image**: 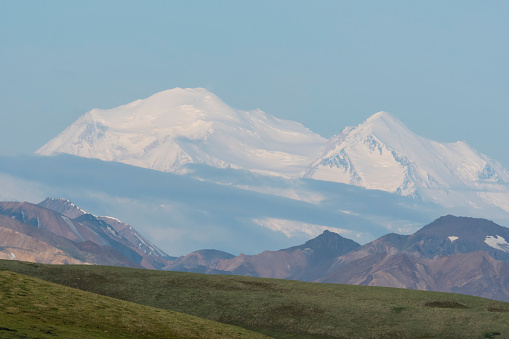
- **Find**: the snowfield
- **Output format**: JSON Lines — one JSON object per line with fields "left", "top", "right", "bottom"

{"left": 485, "top": 235, "right": 509, "bottom": 252}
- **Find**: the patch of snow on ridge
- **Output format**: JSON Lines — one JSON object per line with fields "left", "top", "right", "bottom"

{"left": 484, "top": 235, "right": 509, "bottom": 252}
{"left": 448, "top": 236, "right": 459, "bottom": 242}
{"left": 134, "top": 232, "right": 147, "bottom": 245}
{"left": 102, "top": 216, "right": 122, "bottom": 223}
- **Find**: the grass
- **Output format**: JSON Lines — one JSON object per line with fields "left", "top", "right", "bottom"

{"left": 2, "top": 259, "right": 509, "bottom": 338}
{"left": 0, "top": 269, "right": 268, "bottom": 338}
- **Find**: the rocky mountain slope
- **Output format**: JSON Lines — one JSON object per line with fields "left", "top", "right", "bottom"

{"left": 38, "top": 198, "right": 170, "bottom": 261}
{"left": 0, "top": 199, "right": 173, "bottom": 269}
{"left": 0, "top": 214, "right": 88, "bottom": 265}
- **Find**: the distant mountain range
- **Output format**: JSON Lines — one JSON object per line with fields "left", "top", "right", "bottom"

{"left": 36, "top": 88, "right": 509, "bottom": 216}
{"left": 3, "top": 197, "right": 509, "bottom": 302}
{"left": 168, "top": 215, "right": 509, "bottom": 302}
{"left": 0, "top": 198, "right": 174, "bottom": 269}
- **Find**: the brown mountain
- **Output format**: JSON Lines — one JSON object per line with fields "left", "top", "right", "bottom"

{"left": 0, "top": 201, "right": 104, "bottom": 244}
{"left": 0, "top": 200, "right": 174, "bottom": 269}
{"left": 166, "top": 230, "right": 360, "bottom": 280}
{"left": 166, "top": 215, "right": 509, "bottom": 302}
{"left": 164, "top": 249, "right": 236, "bottom": 274}
{"left": 0, "top": 213, "right": 131, "bottom": 266}
{"left": 318, "top": 250, "right": 509, "bottom": 302}
{"left": 350, "top": 215, "right": 509, "bottom": 261}
{"left": 315, "top": 215, "right": 509, "bottom": 301}
{"left": 38, "top": 198, "right": 173, "bottom": 268}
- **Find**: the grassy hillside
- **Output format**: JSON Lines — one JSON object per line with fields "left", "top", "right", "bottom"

{"left": 0, "top": 269, "right": 267, "bottom": 338}
{"left": 2, "top": 259, "right": 509, "bottom": 338}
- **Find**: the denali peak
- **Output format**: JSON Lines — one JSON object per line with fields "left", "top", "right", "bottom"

{"left": 37, "top": 88, "right": 326, "bottom": 176}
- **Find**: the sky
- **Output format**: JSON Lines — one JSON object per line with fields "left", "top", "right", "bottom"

{"left": 1, "top": 1, "right": 509, "bottom": 167}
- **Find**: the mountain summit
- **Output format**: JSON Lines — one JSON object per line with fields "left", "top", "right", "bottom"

{"left": 37, "top": 88, "right": 326, "bottom": 176}
{"left": 305, "top": 112, "right": 509, "bottom": 212}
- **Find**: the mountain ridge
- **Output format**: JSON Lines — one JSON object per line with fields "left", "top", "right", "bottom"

{"left": 3, "top": 196, "right": 509, "bottom": 301}
{"left": 168, "top": 215, "right": 509, "bottom": 302}
{"left": 0, "top": 199, "right": 174, "bottom": 269}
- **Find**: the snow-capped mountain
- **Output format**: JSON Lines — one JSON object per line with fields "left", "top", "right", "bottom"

{"left": 37, "top": 88, "right": 326, "bottom": 177}
{"left": 305, "top": 112, "right": 509, "bottom": 213}
{"left": 36, "top": 89, "right": 509, "bottom": 219}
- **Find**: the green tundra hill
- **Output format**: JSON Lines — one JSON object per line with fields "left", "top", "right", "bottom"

{"left": 0, "top": 268, "right": 267, "bottom": 338}
{"left": 1, "top": 259, "right": 509, "bottom": 338}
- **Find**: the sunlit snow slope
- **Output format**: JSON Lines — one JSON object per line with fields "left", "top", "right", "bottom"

{"left": 305, "top": 112, "right": 509, "bottom": 212}
{"left": 37, "top": 88, "right": 326, "bottom": 177}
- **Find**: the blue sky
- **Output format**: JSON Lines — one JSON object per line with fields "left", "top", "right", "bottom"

{"left": 1, "top": 1, "right": 508, "bottom": 167}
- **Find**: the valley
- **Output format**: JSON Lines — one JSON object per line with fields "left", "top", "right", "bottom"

{"left": 0, "top": 269, "right": 266, "bottom": 338}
